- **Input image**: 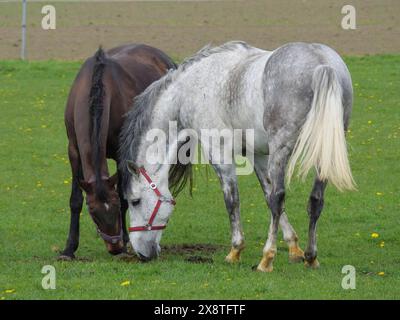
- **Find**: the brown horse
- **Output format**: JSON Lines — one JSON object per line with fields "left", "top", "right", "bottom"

{"left": 60, "top": 44, "right": 176, "bottom": 259}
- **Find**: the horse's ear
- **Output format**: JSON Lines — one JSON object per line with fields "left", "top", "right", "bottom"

{"left": 107, "top": 173, "right": 118, "bottom": 188}
{"left": 127, "top": 160, "right": 139, "bottom": 176}
{"left": 79, "top": 180, "right": 92, "bottom": 193}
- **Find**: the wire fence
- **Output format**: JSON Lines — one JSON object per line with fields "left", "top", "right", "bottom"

{"left": 1, "top": 0, "right": 398, "bottom": 60}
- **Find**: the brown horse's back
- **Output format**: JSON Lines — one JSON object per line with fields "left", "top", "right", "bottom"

{"left": 65, "top": 44, "right": 175, "bottom": 179}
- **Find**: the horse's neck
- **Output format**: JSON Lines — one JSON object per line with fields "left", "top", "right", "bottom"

{"left": 136, "top": 96, "right": 180, "bottom": 168}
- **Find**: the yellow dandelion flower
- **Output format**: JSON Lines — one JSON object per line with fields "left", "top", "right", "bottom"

{"left": 367, "top": 120, "right": 372, "bottom": 125}
{"left": 378, "top": 272, "right": 385, "bottom": 276}
{"left": 376, "top": 192, "right": 383, "bottom": 196}
{"left": 371, "top": 232, "right": 379, "bottom": 239}
{"left": 4, "top": 289, "right": 15, "bottom": 294}
{"left": 120, "top": 280, "right": 130, "bottom": 286}
{"left": 63, "top": 180, "right": 69, "bottom": 184}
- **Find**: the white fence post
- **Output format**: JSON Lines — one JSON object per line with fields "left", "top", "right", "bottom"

{"left": 21, "top": 0, "right": 27, "bottom": 60}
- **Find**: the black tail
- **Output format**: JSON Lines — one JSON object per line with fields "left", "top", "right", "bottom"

{"left": 89, "top": 47, "right": 107, "bottom": 201}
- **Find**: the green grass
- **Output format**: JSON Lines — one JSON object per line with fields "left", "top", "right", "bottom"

{"left": 0, "top": 55, "right": 399, "bottom": 300}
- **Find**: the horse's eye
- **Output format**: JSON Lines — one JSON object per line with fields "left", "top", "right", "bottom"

{"left": 131, "top": 199, "right": 141, "bottom": 206}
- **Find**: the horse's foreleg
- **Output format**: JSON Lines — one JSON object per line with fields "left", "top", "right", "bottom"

{"left": 59, "top": 145, "right": 83, "bottom": 260}
{"left": 304, "top": 177, "right": 327, "bottom": 268}
{"left": 62, "top": 179, "right": 83, "bottom": 257}
{"left": 256, "top": 147, "right": 289, "bottom": 272}
{"left": 212, "top": 164, "right": 244, "bottom": 263}
{"left": 254, "top": 155, "right": 304, "bottom": 264}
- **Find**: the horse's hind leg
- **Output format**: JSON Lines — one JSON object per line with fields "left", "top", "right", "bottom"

{"left": 211, "top": 163, "right": 244, "bottom": 263}
{"left": 256, "top": 146, "right": 290, "bottom": 272}
{"left": 304, "top": 177, "right": 327, "bottom": 268}
{"left": 254, "top": 155, "right": 304, "bottom": 263}
{"left": 59, "top": 143, "right": 83, "bottom": 260}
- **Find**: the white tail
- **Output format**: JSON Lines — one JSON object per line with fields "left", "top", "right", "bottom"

{"left": 286, "top": 65, "right": 356, "bottom": 191}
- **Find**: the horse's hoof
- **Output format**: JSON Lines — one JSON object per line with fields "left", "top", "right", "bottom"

{"left": 225, "top": 255, "right": 240, "bottom": 263}
{"left": 254, "top": 249, "right": 276, "bottom": 272}
{"left": 225, "top": 247, "right": 242, "bottom": 263}
{"left": 289, "top": 247, "right": 305, "bottom": 263}
{"left": 304, "top": 258, "right": 320, "bottom": 269}
{"left": 255, "top": 263, "right": 273, "bottom": 273}
{"left": 57, "top": 254, "right": 74, "bottom": 261}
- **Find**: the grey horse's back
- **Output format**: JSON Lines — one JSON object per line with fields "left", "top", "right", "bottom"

{"left": 263, "top": 42, "right": 353, "bottom": 135}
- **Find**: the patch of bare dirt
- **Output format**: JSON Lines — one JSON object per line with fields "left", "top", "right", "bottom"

{"left": 162, "top": 243, "right": 225, "bottom": 264}
{"left": 185, "top": 255, "right": 214, "bottom": 264}
{"left": 162, "top": 243, "right": 224, "bottom": 254}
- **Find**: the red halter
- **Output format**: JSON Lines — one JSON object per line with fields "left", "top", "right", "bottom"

{"left": 128, "top": 167, "right": 176, "bottom": 232}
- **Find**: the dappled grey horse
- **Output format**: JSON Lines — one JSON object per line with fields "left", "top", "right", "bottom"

{"left": 119, "top": 41, "right": 355, "bottom": 271}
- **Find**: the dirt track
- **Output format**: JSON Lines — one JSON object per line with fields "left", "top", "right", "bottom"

{"left": 0, "top": 0, "right": 399, "bottom": 60}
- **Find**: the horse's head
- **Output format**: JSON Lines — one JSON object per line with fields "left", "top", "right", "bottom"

{"left": 124, "top": 162, "right": 175, "bottom": 261}
{"left": 80, "top": 174, "right": 124, "bottom": 254}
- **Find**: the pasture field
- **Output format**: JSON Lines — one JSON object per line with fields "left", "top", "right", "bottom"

{"left": 0, "top": 54, "right": 399, "bottom": 300}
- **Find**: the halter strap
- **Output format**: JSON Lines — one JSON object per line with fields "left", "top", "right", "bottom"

{"left": 87, "top": 208, "right": 123, "bottom": 244}
{"left": 97, "top": 226, "right": 123, "bottom": 244}
{"left": 128, "top": 167, "right": 176, "bottom": 232}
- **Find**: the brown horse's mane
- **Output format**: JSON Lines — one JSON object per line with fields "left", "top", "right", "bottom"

{"left": 89, "top": 47, "right": 108, "bottom": 201}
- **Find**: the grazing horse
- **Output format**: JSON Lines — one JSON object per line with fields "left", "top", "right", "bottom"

{"left": 60, "top": 44, "right": 176, "bottom": 259}
{"left": 119, "top": 41, "right": 355, "bottom": 271}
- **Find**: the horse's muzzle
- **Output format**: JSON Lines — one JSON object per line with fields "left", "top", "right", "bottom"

{"left": 106, "top": 241, "right": 124, "bottom": 255}
{"left": 136, "top": 244, "right": 159, "bottom": 262}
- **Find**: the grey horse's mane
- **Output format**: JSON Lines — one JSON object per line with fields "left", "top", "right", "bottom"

{"left": 119, "top": 41, "right": 250, "bottom": 194}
